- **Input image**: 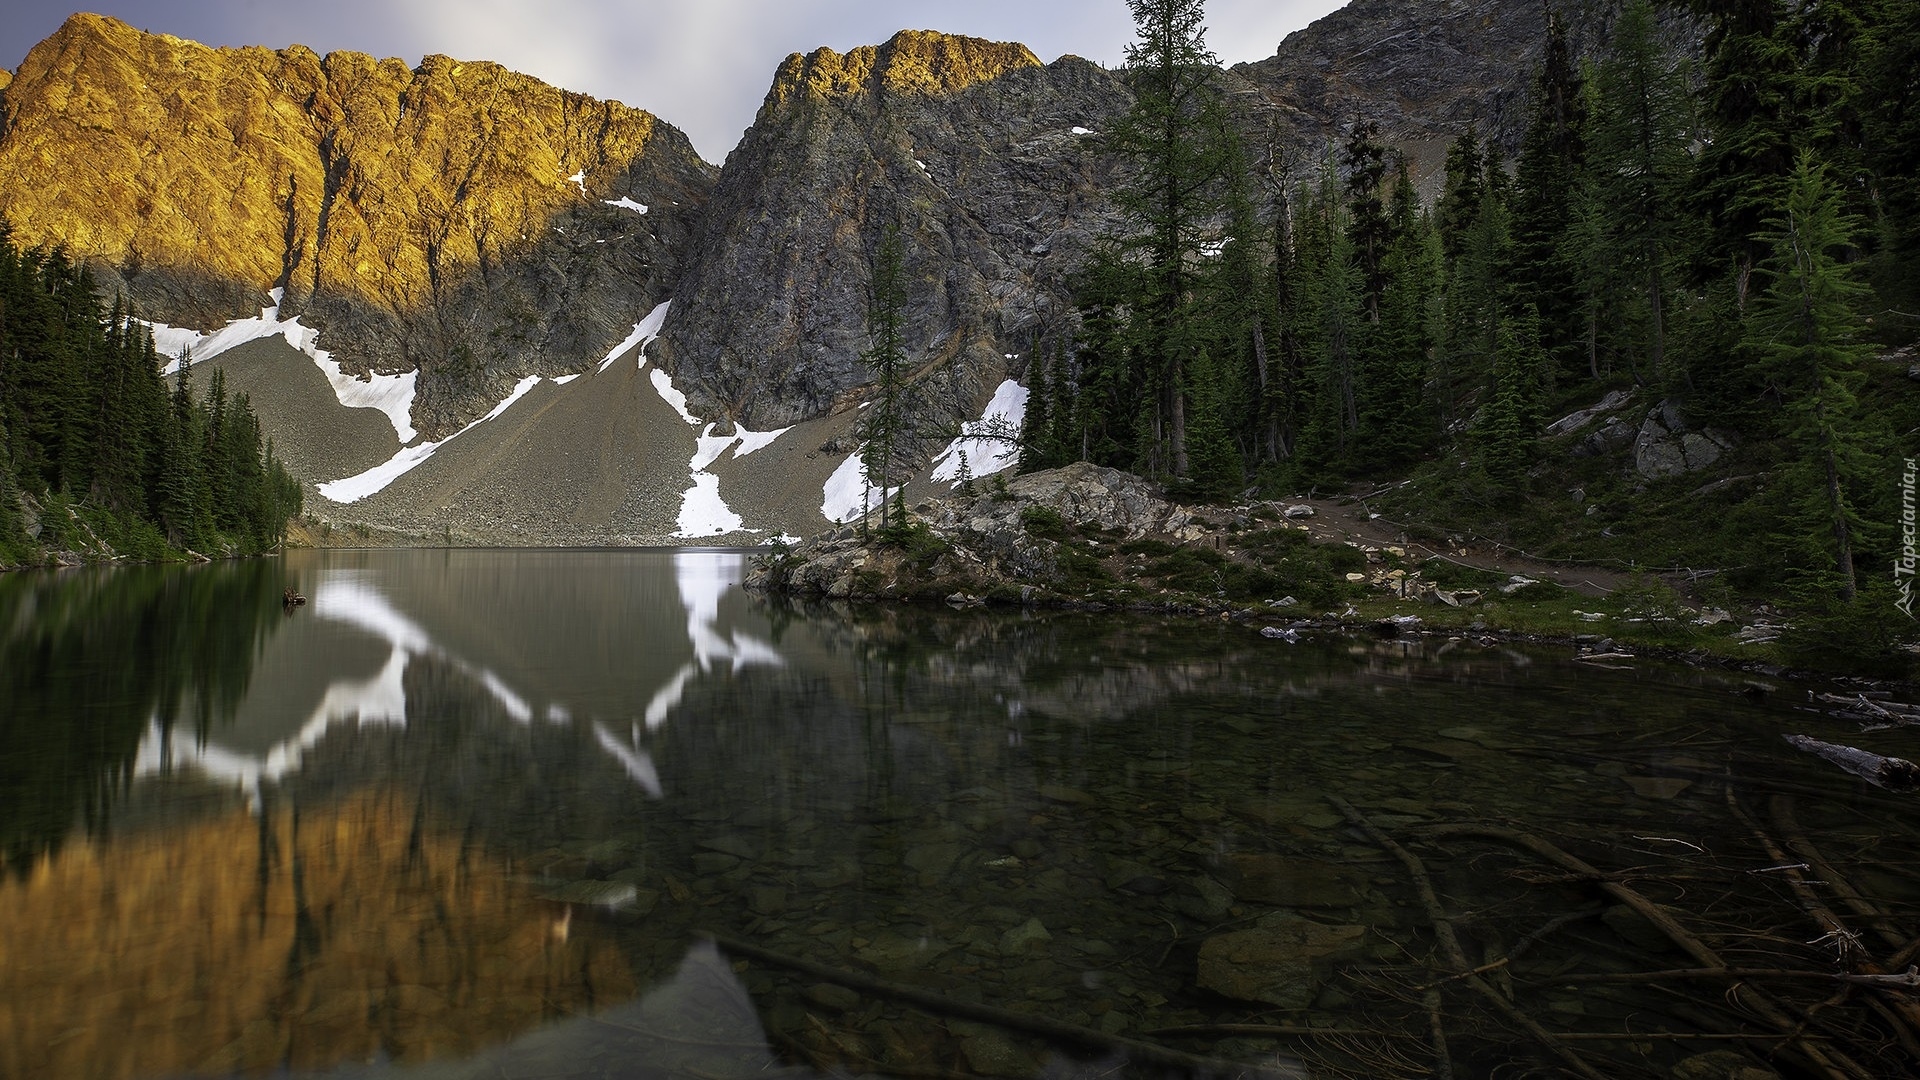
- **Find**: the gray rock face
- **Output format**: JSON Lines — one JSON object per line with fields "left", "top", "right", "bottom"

{"left": 653, "top": 32, "right": 1132, "bottom": 429}
{"left": 1634, "top": 400, "right": 1734, "bottom": 479}
{"left": 1234, "top": 0, "right": 1698, "bottom": 184}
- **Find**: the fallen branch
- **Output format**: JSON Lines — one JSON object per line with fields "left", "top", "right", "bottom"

{"left": 1782, "top": 735, "right": 1920, "bottom": 791}
{"left": 1771, "top": 797, "right": 1906, "bottom": 953}
{"left": 1329, "top": 797, "right": 1599, "bottom": 1080}
{"left": 1538, "top": 967, "right": 1920, "bottom": 988}
{"left": 700, "top": 932, "right": 1308, "bottom": 1080}
{"left": 1413, "top": 823, "right": 1878, "bottom": 1080}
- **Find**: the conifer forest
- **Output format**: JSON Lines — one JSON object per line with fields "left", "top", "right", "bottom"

{"left": 0, "top": 228, "right": 303, "bottom": 564}
{"left": 1019, "top": 0, "right": 1920, "bottom": 655}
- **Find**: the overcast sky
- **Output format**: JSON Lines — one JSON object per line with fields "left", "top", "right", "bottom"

{"left": 2, "top": 1, "right": 1348, "bottom": 161}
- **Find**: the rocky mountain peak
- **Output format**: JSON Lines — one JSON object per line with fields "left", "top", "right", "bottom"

{"left": 0, "top": 11, "right": 714, "bottom": 438}
{"left": 766, "top": 30, "right": 1043, "bottom": 112}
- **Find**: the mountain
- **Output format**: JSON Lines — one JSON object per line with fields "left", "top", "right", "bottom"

{"left": 0, "top": 12, "right": 713, "bottom": 439}
{"left": 0, "top": 3, "right": 1617, "bottom": 545}
{"left": 1233, "top": 0, "right": 1691, "bottom": 187}
{"left": 653, "top": 30, "right": 1131, "bottom": 430}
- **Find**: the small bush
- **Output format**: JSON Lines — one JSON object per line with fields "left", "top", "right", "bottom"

{"left": 875, "top": 518, "right": 950, "bottom": 566}
{"left": 1020, "top": 506, "right": 1072, "bottom": 541}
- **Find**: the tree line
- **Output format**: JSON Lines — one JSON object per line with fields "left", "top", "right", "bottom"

{"left": 1018, "top": 0, "right": 1918, "bottom": 631}
{"left": 0, "top": 225, "right": 302, "bottom": 563}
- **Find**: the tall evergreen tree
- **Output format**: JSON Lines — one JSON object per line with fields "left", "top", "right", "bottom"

{"left": 1509, "top": 8, "right": 1588, "bottom": 384}
{"left": 858, "top": 224, "right": 909, "bottom": 527}
{"left": 1104, "top": 0, "right": 1242, "bottom": 479}
{"left": 1363, "top": 166, "right": 1441, "bottom": 465}
{"left": 1745, "top": 156, "right": 1878, "bottom": 601}
{"left": 1862, "top": 0, "right": 1920, "bottom": 314}
{"left": 1436, "top": 132, "right": 1486, "bottom": 265}
{"left": 1437, "top": 163, "right": 1510, "bottom": 431}
{"left": 1293, "top": 161, "right": 1367, "bottom": 467}
{"left": 1686, "top": 0, "right": 1801, "bottom": 291}
{"left": 1592, "top": 0, "right": 1693, "bottom": 383}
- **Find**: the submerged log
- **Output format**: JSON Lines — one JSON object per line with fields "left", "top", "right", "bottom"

{"left": 1783, "top": 735, "right": 1920, "bottom": 791}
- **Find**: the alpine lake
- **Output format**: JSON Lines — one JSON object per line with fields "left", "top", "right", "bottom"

{"left": 3, "top": 549, "right": 1917, "bottom": 1080}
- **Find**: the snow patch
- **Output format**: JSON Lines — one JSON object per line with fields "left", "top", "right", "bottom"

{"left": 596, "top": 300, "right": 672, "bottom": 373}
{"left": 732, "top": 425, "right": 789, "bottom": 458}
{"left": 603, "top": 196, "right": 648, "bottom": 214}
{"left": 690, "top": 423, "right": 738, "bottom": 472}
{"left": 1071, "top": 126, "right": 1093, "bottom": 136}
{"left": 551, "top": 374, "right": 581, "bottom": 386}
{"left": 318, "top": 374, "right": 547, "bottom": 503}
{"left": 821, "top": 448, "right": 902, "bottom": 524}
{"left": 651, "top": 368, "right": 699, "bottom": 425}
{"left": 672, "top": 421, "right": 788, "bottom": 536}
{"left": 143, "top": 293, "right": 417, "bottom": 443}
{"left": 931, "top": 379, "right": 1028, "bottom": 484}
{"left": 675, "top": 472, "right": 744, "bottom": 538}
{"left": 567, "top": 169, "right": 586, "bottom": 194}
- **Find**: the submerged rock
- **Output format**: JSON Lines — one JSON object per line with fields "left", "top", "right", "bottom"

{"left": 1196, "top": 914, "right": 1370, "bottom": 1009}
{"left": 1000, "top": 917, "right": 1053, "bottom": 955}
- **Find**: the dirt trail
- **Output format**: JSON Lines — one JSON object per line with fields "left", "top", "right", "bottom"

{"left": 1283, "top": 495, "right": 1640, "bottom": 598}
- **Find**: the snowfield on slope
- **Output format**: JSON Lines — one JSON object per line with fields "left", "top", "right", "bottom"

{"left": 143, "top": 289, "right": 417, "bottom": 442}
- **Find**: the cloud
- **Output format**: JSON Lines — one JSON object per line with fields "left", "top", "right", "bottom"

{"left": 2, "top": 0, "right": 1348, "bottom": 161}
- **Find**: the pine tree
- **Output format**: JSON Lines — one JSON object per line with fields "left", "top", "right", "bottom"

{"left": 1478, "top": 308, "right": 1548, "bottom": 485}
{"left": 1745, "top": 156, "right": 1877, "bottom": 602}
{"left": 1105, "top": 0, "right": 1242, "bottom": 479}
{"left": 858, "top": 224, "right": 909, "bottom": 527}
{"left": 1363, "top": 166, "right": 1441, "bottom": 466}
{"left": 1294, "top": 160, "right": 1367, "bottom": 468}
{"left": 1183, "top": 346, "right": 1241, "bottom": 498}
{"left": 1342, "top": 120, "right": 1391, "bottom": 324}
{"left": 1437, "top": 168, "right": 1510, "bottom": 431}
{"left": 1019, "top": 342, "right": 1058, "bottom": 472}
{"left": 1862, "top": 0, "right": 1920, "bottom": 311}
{"left": 1687, "top": 0, "right": 1801, "bottom": 291}
{"left": 1436, "top": 132, "right": 1486, "bottom": 265}
{"left": 1509, "top": 8, "right": 1588, "bottom": 384}
{"left": 1592, "top": 0, "right": 1693, "bottom": 384}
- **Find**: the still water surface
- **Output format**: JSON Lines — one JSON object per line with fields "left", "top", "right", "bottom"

{"left": 2, "top": 550, "right": 1916, "bottom": 1080}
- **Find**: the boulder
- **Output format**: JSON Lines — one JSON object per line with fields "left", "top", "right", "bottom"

{"left": 1634, "top": 401, "right": 1736, "bottom": 479}
{"left": 1196, "top": 914, "right": 1370, "bottom": 1008}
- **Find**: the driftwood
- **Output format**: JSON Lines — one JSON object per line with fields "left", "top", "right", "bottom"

{"left": 1813, "top": 692, "right": 1920, "bottom": 729}
{"left": 1783, "top": 735, "right": 1920, "bottom": 791}
{"left": 700, "top": 932, "right": 1309, "bottom": 1080}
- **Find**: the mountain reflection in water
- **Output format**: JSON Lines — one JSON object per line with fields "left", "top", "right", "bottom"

{"left": 2, "top": 549, "right": 1917, "bottom": 1080}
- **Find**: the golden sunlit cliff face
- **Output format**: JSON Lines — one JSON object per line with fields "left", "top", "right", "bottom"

{"left": 0, "top": 791, "right": 635, "bottom": 1079}
{"left": 763, "top": 29, "right": 1042, "bottom": 110}
{"left": 0, "top": 13, "right": 714, "bottom": 436}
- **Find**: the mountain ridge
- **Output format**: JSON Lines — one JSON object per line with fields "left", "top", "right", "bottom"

{"left": 0, "top": 12, "right": 713, "bottom": 439}
{"left": 0, "top": 3, "right": 1630, "bottom": 544}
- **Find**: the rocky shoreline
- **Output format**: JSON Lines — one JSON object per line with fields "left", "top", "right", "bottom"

{"left": 746, "top": 463, "right": 1916, "bottom": 686}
